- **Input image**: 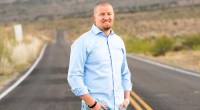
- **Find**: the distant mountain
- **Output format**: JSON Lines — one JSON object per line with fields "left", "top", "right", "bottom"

{"left": 0, "top": 0, "right": 16, "bottom": 4}
{"left": 0, "top": 0, "right": 200, "bottom": 22}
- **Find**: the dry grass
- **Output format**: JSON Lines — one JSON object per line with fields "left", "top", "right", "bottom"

{"left": 11, "top": 36, "right": 43, "bottom": 68}
{"left": 147, "top": 50, "right": 200, "bottom": 72}
{"left": 118, "top": 18, "right": 200, "bottom": 37}
{"left": 0, "top": 22, "right": 51, "bottom": 88}
{"left": 114, "top": 6, "right": 200, "bottom": 38}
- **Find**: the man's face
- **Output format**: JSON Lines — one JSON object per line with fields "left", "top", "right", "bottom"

{"left": 93, "top": 5, "right": 114, "bottom": 31}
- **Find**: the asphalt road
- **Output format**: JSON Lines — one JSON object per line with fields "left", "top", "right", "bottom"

{"left": 0, "top": 30, "right": 200, "bottom": 110}
{"left": 0, "top": 30, "right": 80, "bottom": 110}
{"left": 128, "top": 56, "right": 200, "bottom": 110}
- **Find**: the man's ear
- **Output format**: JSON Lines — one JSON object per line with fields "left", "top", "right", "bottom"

{"left": 92, "top": 15, "right": 95, "bottom": 21}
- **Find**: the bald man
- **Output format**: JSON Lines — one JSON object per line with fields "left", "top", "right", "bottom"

{"left": 68, "top": 2, "right": 132, "bottom": 110}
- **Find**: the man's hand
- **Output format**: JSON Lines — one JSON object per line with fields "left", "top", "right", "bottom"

{"left": 91, "top": 102, "right": 107, "bottom": 110}
{"left": 119, "top": 99, "right": 129, "bottom": 109}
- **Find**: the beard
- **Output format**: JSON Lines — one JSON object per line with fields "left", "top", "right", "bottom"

{"left": 102, "top": 23, "right": 112, "bottom": 31}
{"left": 102, "top": 20, "right": 112, "bottom": 30}
{"left": 103, "top": 26, "right": 111, "bottom": 31}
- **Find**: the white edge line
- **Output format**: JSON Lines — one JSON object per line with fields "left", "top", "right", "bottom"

{"left": 127, "top": 54, "right": 200, "bottom": 78}
{"left": 0, "top": 44, "right": 48, "bottom": 100}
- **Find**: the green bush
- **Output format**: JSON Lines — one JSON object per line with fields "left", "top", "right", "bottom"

{"left": 183, "top": 35, "right": 200, "bottom": 50}
{"left": 124, "top": 34, "right": 200, "bottom": 57}
{"left": 125, "top": 37, "right": 153, "bottom": 55}
{"left": 150, "top": 36, "right": 174, "bottom": 56}
{"left": 193, "top": 45, "right": 200, "bottom": 50}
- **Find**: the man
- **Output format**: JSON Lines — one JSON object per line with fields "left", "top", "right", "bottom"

{"left": 68, "top": 2, "right": 132, "bottom": 110}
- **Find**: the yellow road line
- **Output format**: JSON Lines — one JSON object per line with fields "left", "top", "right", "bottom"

{"left": 131, "top": 91, "right": 153, "bottom": 110}
{"left": 129, "top": 96, "right": 143, "bottom": 110}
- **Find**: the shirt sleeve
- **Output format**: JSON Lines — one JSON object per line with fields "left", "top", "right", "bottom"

{"left": 67, "top": 38, "right": 89, "bottom": 96}
{"left": 121, "top": 44, "right": 133, "bottom": 91}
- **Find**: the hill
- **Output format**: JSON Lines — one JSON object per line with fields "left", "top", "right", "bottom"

{"left": 0, "top": 0, "right": 200, "bottom": 22}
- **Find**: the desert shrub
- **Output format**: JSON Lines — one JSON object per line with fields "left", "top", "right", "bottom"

{"left": 124, "top": 36, "right": 154, "bottom": 55}
{"left": 183, "top": 35, "right": 200, "bottom": 50}
{"left": 0, "top": 34, "right": 13, "bottom": 75}
{"left": 0, "top": 25, "right": 43, "bottom": 75}
{"left": 150, "top": 36, "right": 174, "bottom": 56}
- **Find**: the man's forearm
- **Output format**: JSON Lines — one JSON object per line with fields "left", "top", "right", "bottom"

{"left": 124, "top": 90, "right": 130, "bottom": 99}
{"left": 80, "top": 94, "right": 96, "bottom": 107}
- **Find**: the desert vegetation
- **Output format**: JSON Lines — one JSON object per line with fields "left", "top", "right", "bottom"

{"left": 0, "top": 22, "right": 53, "bottom": 87}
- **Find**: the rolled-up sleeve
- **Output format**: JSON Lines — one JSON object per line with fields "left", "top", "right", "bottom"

{"left": 121, "top": 47, "right": 133, "bottom": 91}
{"left": 67, "top": 38, "right": 88, "bottom": 96}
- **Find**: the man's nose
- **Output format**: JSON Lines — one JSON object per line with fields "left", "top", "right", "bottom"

{"left": 103, "top": 15, "right": 109, "bottom": 20}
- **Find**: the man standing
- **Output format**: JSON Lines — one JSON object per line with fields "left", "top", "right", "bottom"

{"left": 68, "top": 2, "right": 132, "bottom": 110}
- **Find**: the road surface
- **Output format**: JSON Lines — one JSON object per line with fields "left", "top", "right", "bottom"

{"left": 0, "top": 30, "right": 200, "bottom": 110}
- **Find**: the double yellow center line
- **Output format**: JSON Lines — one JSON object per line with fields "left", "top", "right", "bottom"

{"left": 129, "top": 90, "right": 153, "bottom": 110}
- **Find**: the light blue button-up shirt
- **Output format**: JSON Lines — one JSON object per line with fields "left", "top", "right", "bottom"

{"left": 68, "top": 24, "right": 132, "bottom": 110}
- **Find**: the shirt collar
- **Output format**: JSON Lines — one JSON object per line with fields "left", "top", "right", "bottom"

{"left": 91, "top": 24, "right": 114, "bottom": 36}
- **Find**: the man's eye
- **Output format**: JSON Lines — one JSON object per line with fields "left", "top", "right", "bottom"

{"left": 108, "top": 13, "right": 111, "bottom": 15}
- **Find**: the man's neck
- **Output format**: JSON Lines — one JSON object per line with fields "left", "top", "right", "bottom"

{"left": 103, "top": 29, "right": 111, "bottom": 36}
